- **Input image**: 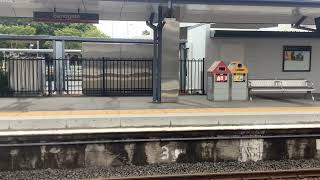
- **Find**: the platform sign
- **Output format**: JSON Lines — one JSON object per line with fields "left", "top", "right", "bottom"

{"left": 215, "top": 74, "right": 228, "bottom": 82}
{"left": 33, "top": 12, "right": 99, "bottom": 23}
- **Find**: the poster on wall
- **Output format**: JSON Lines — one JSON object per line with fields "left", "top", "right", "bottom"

{"left": 283, "top": 46, "right": 311, "bottom": 72}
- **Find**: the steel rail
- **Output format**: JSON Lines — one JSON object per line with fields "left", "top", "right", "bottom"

{"left": 2, "top": 133, "right": 320, "bottom": 147}
{"left": 108, "top": 168, "right": 320, "bottom": 180}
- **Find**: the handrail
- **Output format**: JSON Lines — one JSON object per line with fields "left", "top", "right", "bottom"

{"left": 249, "top": 79, "right": 313, "bottom": 88}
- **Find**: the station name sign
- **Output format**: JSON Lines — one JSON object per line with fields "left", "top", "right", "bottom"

{"left": 33, "top": 12, "right": 99, "bottom": 23}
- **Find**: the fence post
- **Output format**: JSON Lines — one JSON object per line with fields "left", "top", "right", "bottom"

{"left": 202, "top": 58, "right": 205, "bottom": 95}
{"left": 47, "top": 59, "right": 51, "bottom": 95}
{"left": 102, "top": 58, "right": 106, "bottom": 95}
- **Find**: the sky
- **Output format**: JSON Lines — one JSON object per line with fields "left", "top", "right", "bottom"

{"left": 95, "top": 20, "right": 153, "bottom": 39}
{"left": 95, "top": 21, "right": 198, "bottom": 39}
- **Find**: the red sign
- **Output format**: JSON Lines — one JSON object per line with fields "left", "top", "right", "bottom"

{"left": 215, "top": 74, "right": 228, "bottom": 82}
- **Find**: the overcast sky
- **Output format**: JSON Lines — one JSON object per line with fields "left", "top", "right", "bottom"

{"left": 95, "top": 20, "right": 153, "bottom": 39}
{"left": 95, "top": 21, "right": 198, "bottom": 39}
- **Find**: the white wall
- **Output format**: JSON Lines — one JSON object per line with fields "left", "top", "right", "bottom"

{"left": 187, "top": 24, "right": 210, "bottom": 59}
{"left": 186, "top": 24, "right": 211, "bottom": 91}
{"left": 206, "top": 37, "right": 320, "bottom": 93}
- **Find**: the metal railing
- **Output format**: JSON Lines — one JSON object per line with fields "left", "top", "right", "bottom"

{"left": 179, "top": 58, "right": 205, "bottom": 95}
{"left": 0, "top": 58, "right": 153, "bottom": 97}
{"left": 0, "top": 58, "right": 205, "bottom": 97}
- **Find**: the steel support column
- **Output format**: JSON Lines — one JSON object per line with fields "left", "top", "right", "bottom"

{"left": 146, "top": 6, "right": 165, "bottom": 103}
{"left": 157, "top": 6, "right": 164, "bottom": 103}
{"left": 53, "top": 40, "right": 65, "bottom": 95}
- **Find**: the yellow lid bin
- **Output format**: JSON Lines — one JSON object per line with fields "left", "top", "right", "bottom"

{"left": 228, "top": 61, "right": 249, "bottom": 101}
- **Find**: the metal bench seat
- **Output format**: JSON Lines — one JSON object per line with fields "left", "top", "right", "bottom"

{"left": 248, "top": 79, "right": 315, "bottom": 101}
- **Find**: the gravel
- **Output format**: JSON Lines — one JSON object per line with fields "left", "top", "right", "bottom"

{"left": 1, "top": 159, "right": 320, "bottom": 180}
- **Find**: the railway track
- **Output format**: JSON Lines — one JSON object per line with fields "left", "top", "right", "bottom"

{"left": 108, "top": 168, "right": 320, "bottom": 180}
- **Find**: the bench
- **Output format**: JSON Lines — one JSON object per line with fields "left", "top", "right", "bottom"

{"left": 248, "top": 79, "right": 315, "bottom": 101}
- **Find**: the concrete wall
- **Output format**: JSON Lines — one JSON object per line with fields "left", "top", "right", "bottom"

{"left": 0, "top": 138, "right": 319, "bottom": 170}
{"left": 205, "top": 37, "right": 320, "bottom": 93}
{"left": 82, "top": 43, "right": 153, "bottom": 59}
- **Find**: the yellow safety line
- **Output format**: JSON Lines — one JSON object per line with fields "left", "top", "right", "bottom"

{"left": 0, "top": 106, "right": 319, "bottom": 117}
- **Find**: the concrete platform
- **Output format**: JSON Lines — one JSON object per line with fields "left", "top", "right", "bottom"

{"left": 0, "top": 95, "right": 318, "bottom": 112}
{"left": 0, "top": 95, "right": 319, "bottom": 134}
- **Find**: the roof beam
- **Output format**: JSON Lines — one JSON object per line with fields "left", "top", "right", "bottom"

{"left": 211, "top": 30, "right": 320, "bottom": 38}
{"left": 292, "top": 16, "right": 316, "bottom": 32}
{"left": 0, "top": 35, "right": 154, "bottom": 44}
{"left": 96, "top": 0, "right": 320, "bottom": 8}
{"left": 174, "top": 0, "right": 320, "bottom": 7}
{"left": 0, "top": 34, "right": 187, "bottom": 44}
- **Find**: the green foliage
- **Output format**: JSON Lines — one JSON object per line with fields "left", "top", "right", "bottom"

{"left": 0, "top": 24, "right": 36, "bottom": 35}
{"left": 0, "top": 18, "right": 109, "bottom": 49}
{"left": 53, "top": 26, "right": 108, "bottom": 49}
{"left": 31, "top": 23, "right": 57, "bottom": 35}
{"left": 0, "top": 24, "right": 36, "bottom": 48}
{"left": 82, "top": 26, "right": 109, "bottom": 38}
{"left": 54, "top": 27, "right": 82, "bottom": 37}
{"left": 142, "top": 30, "right": 150, "bottom": 36}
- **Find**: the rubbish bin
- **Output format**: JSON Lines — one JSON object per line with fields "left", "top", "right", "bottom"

{"left": 207, "top": 61, "right": 231, "bottom": 101}
{"left": 228, "top": 61, "right": 249, "bottom": 101}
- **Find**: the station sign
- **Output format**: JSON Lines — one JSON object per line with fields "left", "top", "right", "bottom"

{"left": 33, "top": 12, "right": 99, "bottom": 23}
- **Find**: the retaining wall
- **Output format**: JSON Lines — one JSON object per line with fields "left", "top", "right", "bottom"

{"left": 1, "top": 137, "right": 319, "bottom": 171}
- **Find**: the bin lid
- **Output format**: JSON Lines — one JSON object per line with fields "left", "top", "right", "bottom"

{"left": 207, "top": 61, "right": 231, "bottom": 74}
{"left": 228, "top": 61, "right": 248, "bottom": 74}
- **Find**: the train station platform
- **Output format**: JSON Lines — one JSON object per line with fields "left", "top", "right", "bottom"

{"left": 0, "top": 95, "right": 319, "bottom": 136}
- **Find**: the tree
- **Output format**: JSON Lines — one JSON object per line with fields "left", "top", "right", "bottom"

{"left": 0, "top": 17, "right": 110, "bottom": 49}
{"left": 142, "top": 30, "right": 150, "bottom": 36}
{"left": 0, "top": 25, "right": 36, "bottom": 48}
{"left": 82, "top": 26, "right": 109, "bottom": 38}
{"left": 54, "top": 27, "right": 82, "bottom": 37}
{"left": 52, "top": 26, "right": 108, "bottom": 49}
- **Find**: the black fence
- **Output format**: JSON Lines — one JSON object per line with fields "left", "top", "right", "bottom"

{"left": 0, "top": 58, "right": 153, "bottom": 97}
{"left": 179, "top": 58, "right": 205, "bottom": 95}
{"left": 0, "top": 58, "right": 205, "bottom": 97}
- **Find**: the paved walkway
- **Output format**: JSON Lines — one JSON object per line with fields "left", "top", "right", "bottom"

{"left": 0, "top": 95, "right": 318, "bottom": 112}
{"left": 0, "top": 96, "right": 319, "bottom": 134}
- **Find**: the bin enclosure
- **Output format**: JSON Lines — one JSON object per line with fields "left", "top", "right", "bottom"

{"left": 228, "top": 61, "right": 249, "bottom": 101}
{"left": 207, "top": 61, "right": 231, "bottom": 101}
{"left": 9, "top": 59, "right": 45, "bottom": 96}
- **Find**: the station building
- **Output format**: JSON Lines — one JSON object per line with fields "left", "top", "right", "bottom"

{"left": 187, "top": 24, "right": 320, "bottom": 94}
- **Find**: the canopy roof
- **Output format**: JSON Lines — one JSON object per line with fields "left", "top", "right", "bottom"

{"left": 0, "top": 0, "right": 320, "bottom": 24}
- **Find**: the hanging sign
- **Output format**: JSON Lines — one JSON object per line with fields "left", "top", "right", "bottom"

{"left": 33, "top": 12, "right": 99, "bottom": 23}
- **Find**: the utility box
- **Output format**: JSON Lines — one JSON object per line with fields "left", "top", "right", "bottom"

{"left": 207, "top": 61, "right": 231, "bottom": 101}
{"left": 228, "top": 61, "right": 249, "bottom": 101}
